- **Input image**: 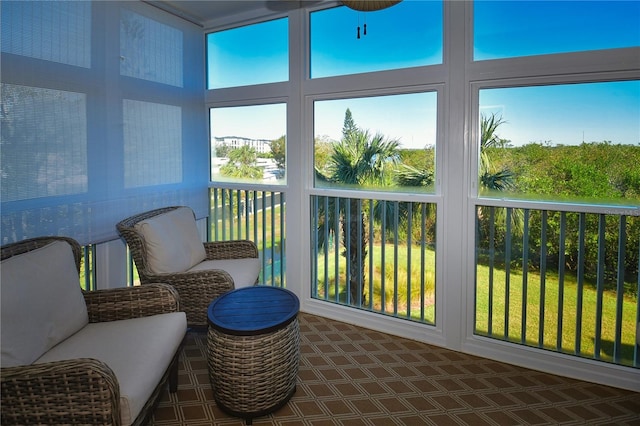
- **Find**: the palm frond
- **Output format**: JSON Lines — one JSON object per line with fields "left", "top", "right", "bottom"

{"left": 480, "top": 169, "right": 515, "bottom": 191}
{"left": 395, "top": 164, "right": 434, "bottom": 187}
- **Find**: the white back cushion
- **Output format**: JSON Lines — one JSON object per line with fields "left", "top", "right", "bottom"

{"left": 1, "top": 240, "right": 89, "bottom": 367}
{"left": 134, "top": 207, "right": 206, "bottom": 274}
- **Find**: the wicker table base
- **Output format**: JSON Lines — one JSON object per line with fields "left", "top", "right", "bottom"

{"left": 207, "top": 287, "right": 300, "bottom": 425}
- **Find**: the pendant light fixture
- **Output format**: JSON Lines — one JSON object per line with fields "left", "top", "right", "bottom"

{"left": 341, "top": 1, "right": 402, "bottom": 12}
{"left": 341, "top": 1, "right": 402, "bottom": 39}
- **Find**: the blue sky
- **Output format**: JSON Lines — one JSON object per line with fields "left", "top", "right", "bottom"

{"left": 209, "top": 95, "right": 438, "bottom": 150}
{"left": 481, "top": 81, "right": 640, "bottom": 146}
{"left": 208, "top": 1, "right": 639, "bottom": 148}
{"left": 211, "top": 104, "right": 286, "bottom": 141}
{"left": 314, "top": 93, "right": 438, "bottom": 149}
{"left": 474, "top": 0, "right": 640, "bottom": 60}
{"left": 310, "top": 1, "right": 443, "bottom": 78}
{"left": 207, "top": 18, "right": 288, "bottom": 89}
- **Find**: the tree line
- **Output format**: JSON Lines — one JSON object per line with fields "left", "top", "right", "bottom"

{"left": 219, "top": 109, "right": 639, "bottom": 303}
{"left": 313, "top": 110, "right": 639, "bottom": 303}
{"left": 477, "top": 113, "right": 639, "bottom": 295}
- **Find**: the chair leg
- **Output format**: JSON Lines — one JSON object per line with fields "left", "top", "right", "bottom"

{"left": 169, "top": 353, "right": 180, "bottom": 393}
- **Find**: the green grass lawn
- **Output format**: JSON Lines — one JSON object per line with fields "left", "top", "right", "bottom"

{"left": 315, "top": 243, "right": 437, "bottom": 323}
{"left": 476, "top": 264, "right": 638, "bottom": 366}
{"left": 210, "top": 200, "right": 284, "bottom": 252}
{"left": 315, "top": 243, "right": 638, "bottom": 366}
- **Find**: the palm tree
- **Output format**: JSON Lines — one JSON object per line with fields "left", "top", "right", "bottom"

{"left": 368, "top": 164, "right": 436, "bottom": 241}
{"left": 477, "top": 113, "right": 521, "bottom": 250}
{"left": 388, "top": 164, "right": 436, "bottom": 236}
{"left": 220, "top": 145, "right": 262, "bottom": 180}
{"left": 317, "top": 128, "right": 400, "bottom": 305}
{"left": 480, "top": 112, "right": 514, "bottom": 192}
{"left": 394, "top": 164, "right": 434, "bottom": 190}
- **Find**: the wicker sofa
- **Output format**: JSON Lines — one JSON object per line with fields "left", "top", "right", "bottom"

{"left": 117, "top": 206, "right": 261, "bottom": 327}
{"left": 1, "top": 236, "right": 187, "bottom": 426}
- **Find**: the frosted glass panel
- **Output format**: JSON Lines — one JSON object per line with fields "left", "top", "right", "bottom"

{"left": 1, "top": 1, "right": 91, "bottom": 68}
{"left": 1, "top": 1, "right": 205, "bottom": 246}
{"left": 1, "top": 84, "right": 88, "bottom": 202}
{"left": 123, "top": 100, "right": 182, "bottom": 188}
{"left": 120, "top": 10, "right": 183, "bottom": 87}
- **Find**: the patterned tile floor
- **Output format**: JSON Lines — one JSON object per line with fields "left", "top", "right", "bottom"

{"left": 152, "top": 313, "right": 640, "bottom": 425}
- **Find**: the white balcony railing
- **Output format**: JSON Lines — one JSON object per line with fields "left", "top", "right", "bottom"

{"left": 475, "top": 204, "right": 639, "bottom": 368}
{"left": 181, "top": 188, "right": 638, "bottom": 370}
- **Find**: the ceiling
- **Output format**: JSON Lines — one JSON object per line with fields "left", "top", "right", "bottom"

{"left": 147, "top": 1, "right": 328, "bottom": 27}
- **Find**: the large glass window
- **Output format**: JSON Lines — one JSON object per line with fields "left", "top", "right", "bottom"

{"left": 210, "top": 104, "right": 286, "bottom": 184}
{"left": 478, "top": 81, "right": 640, "bottom": 206}
{"left": 206, "top": 18, "right": 288, "bottom": 89}
{"left": 472, "top": 3, "right": 640, "bottom": 374}
{"left": 474, "top": 1, "right": 640, "bottom": 60}
{"left": 314, "top": 92, "right": 437, "bottom": 193}
{"left": 310, "top": 2, "right": 442, "bottom": 78}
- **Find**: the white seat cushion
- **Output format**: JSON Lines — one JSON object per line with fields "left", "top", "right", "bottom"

{"left": 35, "top": 312, "right": 186, "bottom": 426}
{"left": 188, "top": 257, "right": 261, "bottom": 289}
{"left": 134, "top": 207, "right": 206, "bottom": 274}
{"left": 1, "top": 240, "right": 88, "bottom": 367}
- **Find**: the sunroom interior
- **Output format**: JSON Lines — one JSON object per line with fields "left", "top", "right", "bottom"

{"left": 1, "top": 0, "right": 639, "bottom": 401}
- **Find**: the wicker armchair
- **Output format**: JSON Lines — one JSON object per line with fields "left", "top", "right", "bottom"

{"left": 116, "top": 206, "right": 260, "bottom": 327}
{"left": 1, "top": 236, "right": 185, "bottom": 426}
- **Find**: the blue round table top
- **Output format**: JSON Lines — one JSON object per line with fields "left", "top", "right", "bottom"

{"left": 208, "top": 286, "right": 300, "bottom": 336}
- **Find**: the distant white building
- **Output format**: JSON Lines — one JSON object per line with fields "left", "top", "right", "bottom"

{"left": 213, "top": 136, "right": 271, "bottom": 154}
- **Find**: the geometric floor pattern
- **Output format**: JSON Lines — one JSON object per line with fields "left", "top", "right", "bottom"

{"left": 152, "top": 313, "right": 640, "bottom": 425}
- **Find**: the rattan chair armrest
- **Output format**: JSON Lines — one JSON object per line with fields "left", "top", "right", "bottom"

{"left": 204, "top": 239, "right": 259, "bottom": 260}
{"left": 84, "top": 283, "right": 180, "bottom": 323}
{"left": 1, "top": 358, "right": 120, "bottom": 426}
{"left": 140, "top": 271, "right": 235, "bottom": 326}
{"left": 145, "top": 270, "right": 235, "bottom": 296}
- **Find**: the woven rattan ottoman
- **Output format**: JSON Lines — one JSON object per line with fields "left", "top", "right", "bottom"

{"left": 207, "top": 286, "right": 300, "bottom": 424}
